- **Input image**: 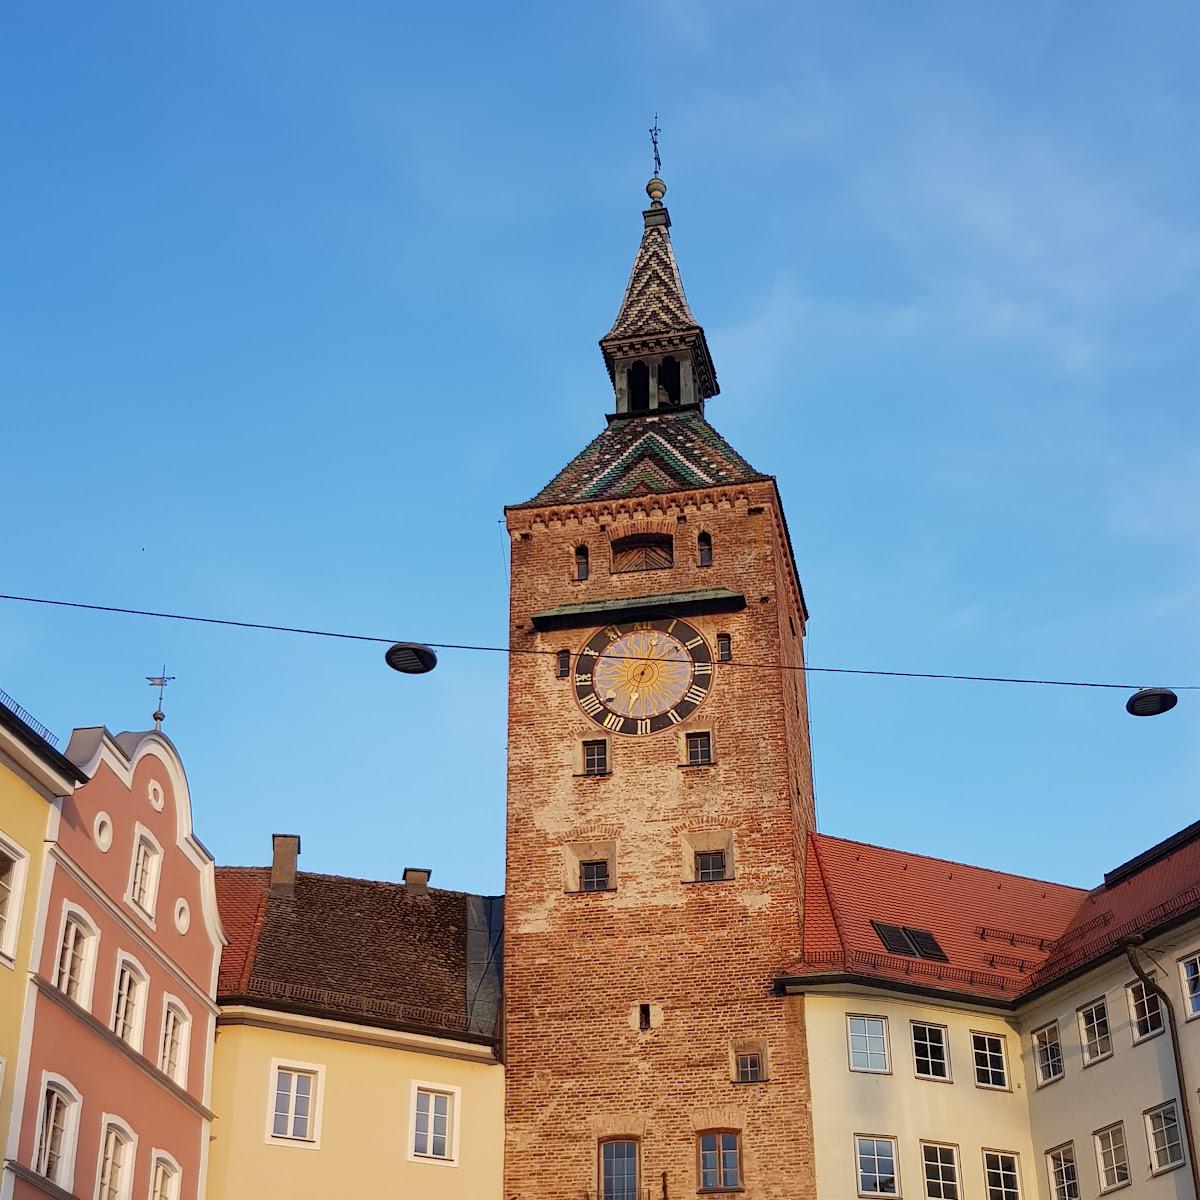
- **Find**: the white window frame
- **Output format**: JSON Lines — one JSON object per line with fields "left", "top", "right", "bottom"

{"left": 53, "top": 904, "right": 100, "bottom": 1010}
{"left": 148, "top": 1149, "right": 182, "bottom": 1200}
{"left": 125, "top": 824, "right": 163, "bottom": 925}
{"left": 157, "top": 995, "right": 190, "bottom": 1086}
{"left": 408, "top": 1079, "right": 462, "bottom": 1166}
{"left": 109, "top": 953, "right": 149, "bottom": 1053}
{"left": 1144, "top": 1101, "right": 1186, "bottom": 1174}
{"left": 1126, "top": 978, "right": 1164, "bottom": 1044}
{"left": 847, "top": 1014, "right": 891, "bottom": 1074}
{"left": 1031, "top": 1021, "right": 1064, "bottom": 1086}
{"left": 264, "top": 1058, "right": 324, "bottom": 1149}
{"left": 1078, "top": 998, "right": 1112, "bottom": 1065}
{"left": 1046, "top": 1142, "right": 1080, "bottom": 1200}
{"left": 970, "top": 1030, "right": 1010, "bottom": 1091}
{"left": 1178, "top": 951, "right": 1200, "bottom": 1021}
{"left": 95, "top": 1114, "right": 137, "bottom": 1200}
{"left": 0, "top": 831, "right": 31, "bottom": 964}
{"left": 34, "top": 1072, "right": 82, "bottom": 1191}
{"left": 920, "top": 1141, "right": 960, "bottom": 1199}
{"left": 910, "top": 1021, "right": 951, "bottom": 1082}
{"left": 981, "top": 1149, "right": 1022, "bottom": 1200}
{"left": 1093, "top": 1122, "right": 1130, "bottom": 1194}
{"left": 854, "top": 1133, "right": 901, "bottom": 1197}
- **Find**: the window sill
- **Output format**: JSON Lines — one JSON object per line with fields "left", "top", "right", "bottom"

{"left": 573, "top": 772, "right": 611, "bottom": 779}
{"left": 1082, "top": 1051, "right": 1113, "bottom": 1069}
{"left": 1149, "top": 1160, "right": 1186, "bottom": 1178}
{"left": 914, "top": 1073, "right": 952, "bottom": 1084}
{"left": 731, "top": 1078, "right": 768, "bottom": 1085}
{"left": 1034, "top": 1073, "right": 1065, "bottom": 1089}
{"left": 698, "top": 1189, "right": 744, "bottom": 1195}
{"left": 266, "top": 1135, "right": 320, "bottom": 1151}
{"left": 1132, "top": 1027, "right": 1165, "bottom": 1045}
{"left": 1098, "top": 1181, "right": 1131, "bottom": 1194}
{"left": 973, "top": 1081, "right": 1011, "bottom": 1092}
{"left": 567, "top": 887, "right": 617, "bottom": 896}
{"left": 0, "top": 950, "right": 16, "bottom": 972}
{"left": 679, "top": 762, "right": 716, "bottom": 769}
{"left": 682, "top": 877, "right": 736, "bottom": 885}
{"left": 409, "top": 1153, "right": 459, "bottom": 1168}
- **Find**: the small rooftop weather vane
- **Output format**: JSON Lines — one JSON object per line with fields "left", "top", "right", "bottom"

{"left": 146, "top": 666, "right": 175, "bottom": 731}
{"left": 649, "top": 113, "right": 662, "bottom": 179}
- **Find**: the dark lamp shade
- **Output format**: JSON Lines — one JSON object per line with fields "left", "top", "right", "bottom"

{"left": 1125, "top": 687, "right": 1177, "bottom": 717}
{"left": 384, "top": 642, "right": 438, "bottom": 675}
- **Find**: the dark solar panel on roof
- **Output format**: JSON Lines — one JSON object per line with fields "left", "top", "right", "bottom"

{"left": 904, "top": 927, "right": 950, "bottom": 962}
{"left": 871, "top": 920, "right": 918, "bottom": 957}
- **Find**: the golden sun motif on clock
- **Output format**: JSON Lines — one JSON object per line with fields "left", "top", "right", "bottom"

{"left": 574, "top": 618, "right": 713, "bottom": 735}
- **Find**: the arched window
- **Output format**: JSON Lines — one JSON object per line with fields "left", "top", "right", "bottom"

{"left": 574, "top": 545, "right": 589, "bottom": 581}
{"left": 611, "top": 533, "right": 673, "bottom": 573}
{"left": 658, "top": 356, "right": 681, "bottom": 406}
{"left": 150, "top": 1155, "right": 181, "bottom": 1200}
{"left": 697, "top": 531, "right": 713, "bottom": 567}
{"left": 97, "top": 1121, "right": 134, "bottom": 1200}
{"left": 627, "top": 361, "right": 650, "bottom": 412}
{"left": 159, "top": 1000, "right": 190, "bottom": 1084}
{"left": 111, "top": 956, "right": 148, "bottom": 1050}
{"left": 35, "top": 1081, "right": 79, "bottom": 1185}
{"left": 556, "top": 650, "right": 571, "bottom": 679}
{"left": 55, "top": 909, "right": 98, "bottom": 1006}
{"left": 128, "top": 827, "right": 162, "bottom": 919}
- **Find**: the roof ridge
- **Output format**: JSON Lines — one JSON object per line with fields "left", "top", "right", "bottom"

{"left": 217, "top": 862, "right": 491, "bottom": 900}
{"left": 811, "top": 831, "right": 1087, "bottom": 894}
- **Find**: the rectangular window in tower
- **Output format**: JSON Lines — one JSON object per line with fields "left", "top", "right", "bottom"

{"left": 695, "top": 850, "right": 726, "bottom": 882}
{"left": 736, "top": 1052, "right": 764, "bottom": 1083}
{"left": 268, "top": 1063, "right": 323, "bottom": 1145}
{"left": 848, "top": 1015, "right": 890, "bottom": 1073}
{"left": 583, "top": 740, "right": 609, "bottom": 776}
{"left": 698, "top": 1131, "right": 741, "bottom": 1191}
{"left": 1093, "top": 1123, "right": 1130, "bottom": 1192}
{"left": 983, "top": 1151, "right": 1021, "bottom": 1200}
{"left": 1145, "top": 1102, "right": 1184, "bottom": 1172}
{"left": 1046, "top": 1143, "right": 1079, "bottom": 1200}
{"left": 971, "top": 1032, "right": 1008, "bottom": 1089}
{"left": 686, "top": 731, "right": 713, "bottom": 766}
{"left": 1031, "top": 1022, "right": 1064, "bottom": 1086}
{"left": 855, "top": 1135, "right": 899, "bottom": 1195}
{"left": 600, "top": 1139, "right": 638, "bottom": 1200}
{"left": 911, "top": 1023, "right": 950, "bottom": 1080}
{"left": 1127, "top": 979, "right": 1164, "bottom": 1042}
{"left": 922, "top": 1142, "right": 960, "bottom": 1200}
{"left": 412, "top": 1086, "right": 456, "bottom": 1161}
{"left": 716, "top": 633, "right": 732, "bottom": 662}
{"left": 580, "top": 860, "right": 610, "bottom": 892}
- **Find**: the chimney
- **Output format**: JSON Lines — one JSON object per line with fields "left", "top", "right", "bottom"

{"left": 403, "top": 867, "right": 431, "bottom": 898}
{"left": 270, "top": 834, "right": 301, "bottom": 899}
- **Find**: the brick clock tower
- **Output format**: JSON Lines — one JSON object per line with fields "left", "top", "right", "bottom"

{"left": 504, "top": 175, "right": 818, "bottom": 1200}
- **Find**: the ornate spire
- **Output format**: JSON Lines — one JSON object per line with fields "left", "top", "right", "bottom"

{"left": 599, "top": 176, "right": 719, "bottom": 416}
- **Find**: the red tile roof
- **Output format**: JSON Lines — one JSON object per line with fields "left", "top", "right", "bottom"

{"left": 795, "top": 824, "right": 1200, "bottom": 1004}
{"left": 214, "top": 866, "right": 502, "bottom": 1043}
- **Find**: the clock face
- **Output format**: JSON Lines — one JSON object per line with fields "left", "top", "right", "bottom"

{"left": 574, "top": 618, "right": 712, "bottom": 735}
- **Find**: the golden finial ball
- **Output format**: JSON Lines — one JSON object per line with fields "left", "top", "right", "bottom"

{"left": 646, "top": 176, "right": 667, "bottom": 203}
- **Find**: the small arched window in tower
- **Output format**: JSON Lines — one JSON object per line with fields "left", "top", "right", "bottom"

{"left": 698, "top": 531, "right": 713, "bottom": 567}
{"left": 717, "top": 633, "right": 732, "bottom": 662}
{"left": 574, "top": 545, "right": 589, "bottom": 581}
{"left": 658, "top": 356, "right": 681, "bottom": 407}
{"left": 628, "top": 361, "right": 650, "bottom": 412}
{"left": 556, "top": 650, "right": 570, "bottom": 679}
{"left": 611, "top": 533, "right": 673, "bottom": 573}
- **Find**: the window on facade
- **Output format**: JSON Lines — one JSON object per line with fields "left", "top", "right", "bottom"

{"left": 272, "top": 1067, "right": 317, "bottom": 1141}
{"left": 1079, "top": 999, "right": 1112, "bottom": 1063}
{"left": 698, "top": 531, "right": 713, "bottom": 566}
{"left": 112, "top": 962, "right": 146, "bottom": 1048}
{"left": 1031, "top": 1022, "right": 1064, "bottom": 1085}
{"left": 1093, "top": 1124, "right": 1130, "bottom": 1192}
{"left": 601, "top": 1139, "right": 638, "bottom": 1200}
{"left": 698, "top": 1131, "right": 741, "bottom": 1191}
{"left": 716, "top": 633, "right": 731, "bottom": 662}
{"left": 55, "top": 916, "right": 90, "bottom": 1003}
{"left": 983, "top": 1152, "right": 1021, "bottom": 1200}
{"left": 694, "top": 850, "right": 726, "bottom": 882}
{"left": 1145, "top": 1102, "right": 1185, "bottom": 1172}
{"left": 971, "top": 1032, "right": 1008, "bottom": 1088}
{"left": 856, "top": 1136, "right": 899, "bottom": 1195}
{"left": 150, "top": 1158, "right": 180, "bottom": 1200}
{"left": 611, "top": 533, "right": 673, "bottom": 572}
{"left": 556, "top": 650, "right": 571, "bottom": 678}
{"left": 1046, "top": 1144, "right": 1079, "bottom": 1200}
{"left": 912, "top": 1023, "right": 950, "bottom": 1080}
{"left": 159, "top": 1003, "right": 188, "bottom": 1082}
{"left": 583, "top": 740, "right": 609, "bottom": 775}
{"left": 922, "top": 1143, "right": 960, "bottom": 1200}
{"left": 628, "top": 361, "right": 650, "bottom": 412}
{"left": 35, "top": 1085, "right": 73, "bottom": 1183}
{"left": 575, "top": 545, "right": 589, "bottom": 581}
{"left": 686, "top": 731, "right": 713, "bottom": 766}
{"left": 658, "top": 356, "right": 681, "bottom": 406}
{"left": 1181, "top": 954, "right": 1200, "bottom": 1018}
{"left": 413, "top": 1087, "right": 454, "bottom": 1159}
{"left": 735, "top": 1052, "right": 764, "bottom": 1083}
{"left": 848, "top": 1016, "right": 889, "bottom": 1072}
{"left": 580, "top": 860, "right": 610, "bottom": 892}
{"left": 1127, "top": 979, "right": 1164, "bottom": 1041}
{"left": 97, "top": 1123, "right": 132, "bottom": 1200}
{"left": 0, "top": 848, "right": 16, "bottom": 952}
{"left": 130, "top": 836, "right": 161, "bottom": 917}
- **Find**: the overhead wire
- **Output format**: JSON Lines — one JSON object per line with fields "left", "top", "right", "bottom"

{"left": 0, "top": 591, "right": 1194, "bottom": 693}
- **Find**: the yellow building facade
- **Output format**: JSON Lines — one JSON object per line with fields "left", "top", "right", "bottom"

{"left": 0, "top": 696, "right": 83, "bottom": 1182}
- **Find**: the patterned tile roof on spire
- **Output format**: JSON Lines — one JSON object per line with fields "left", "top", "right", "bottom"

{"left": 515, "top": 410, "right": 771, "bottom": 507}
{"left": 602, "top": 220, "right": 701, "bottom": 342}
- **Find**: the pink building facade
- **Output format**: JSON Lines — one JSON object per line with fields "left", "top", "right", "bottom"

{"left": 3, "top": 727, "right": 224, "bottom": 1200}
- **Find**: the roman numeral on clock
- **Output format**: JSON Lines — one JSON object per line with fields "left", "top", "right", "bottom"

{"left": 574, "top": 673, "right": 593, "bottom": 685}
{"left": 602, "top": 712, "right": 624, "bottom": 732}
{"left": 685, "top": 685, "right": 708, "bottom": 704}
{"left": 693, "top": 663, "right": 712, "bottom": 676}
{"left": 580, "top": 694, "right": 603, "bottom": 716}
{"left": 667, "top": 709, "right": 682, "bottom": 724}
{"left": 636, "top": 719, "right": 651, "bottom": 735}
{"left": 684, "top": 636, "right": 704, "bottom": 649}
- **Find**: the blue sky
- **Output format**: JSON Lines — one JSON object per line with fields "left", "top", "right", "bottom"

{"left": 2, "top": 2, "right": 1196, "bottom": 895}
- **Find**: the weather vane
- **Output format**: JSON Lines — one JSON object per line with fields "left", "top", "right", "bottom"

{"left": 649, "top": 113, "right": 662, "bottom": 178}
{"left": 146, "top": 666, "right": 175, "bottom": 731}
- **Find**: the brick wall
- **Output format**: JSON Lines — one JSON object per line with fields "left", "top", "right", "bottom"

{"left": 503, "top": 480, "right": 818, "bottom": 1200}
